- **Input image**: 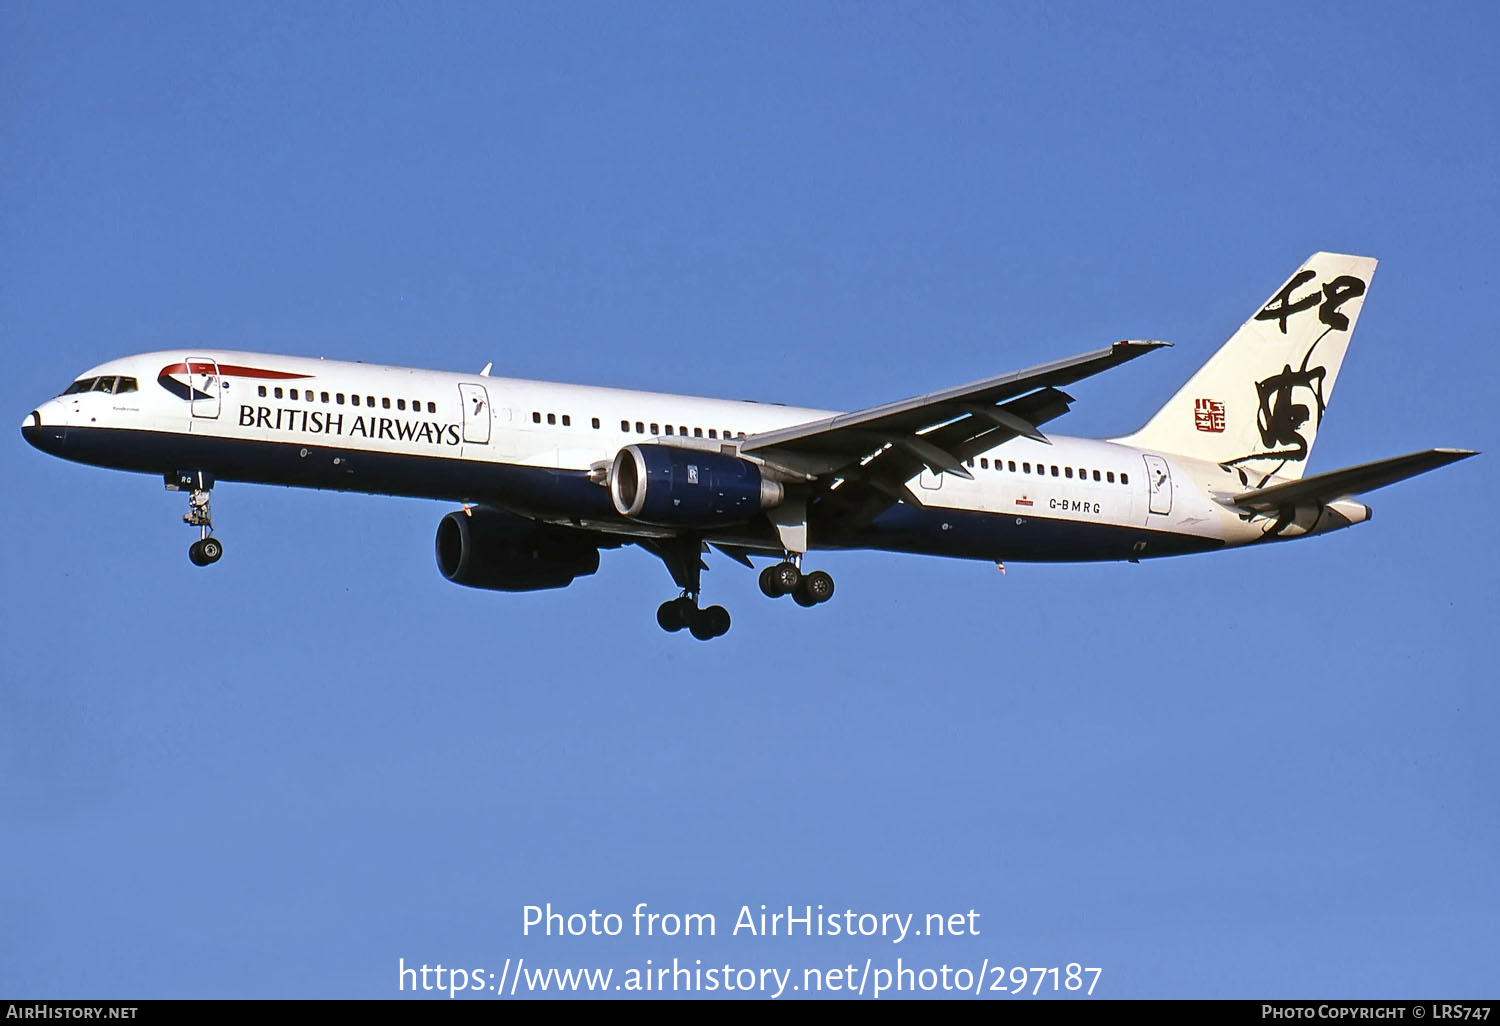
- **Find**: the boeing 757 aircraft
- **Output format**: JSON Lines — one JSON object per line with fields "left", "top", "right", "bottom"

{"left": 21, "top": 253, "right": 1475, "bottom": 639}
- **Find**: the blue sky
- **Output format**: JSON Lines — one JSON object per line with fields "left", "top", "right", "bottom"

{"left": 3, "top": 1, "right": 1496, "bottom": 999}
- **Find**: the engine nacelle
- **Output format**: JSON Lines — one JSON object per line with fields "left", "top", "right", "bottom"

{"left": 435, "top": 509, "right": 600, "bottom": 592}
{"left": 608, "top": 444, "right": 783, "bottom": 526}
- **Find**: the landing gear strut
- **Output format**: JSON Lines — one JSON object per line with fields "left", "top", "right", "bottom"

{"left": 758, "top": 557, "right": 834, "bottom": 607}
{"left": 169, "top": 470, "right": 223, "bottom": 567}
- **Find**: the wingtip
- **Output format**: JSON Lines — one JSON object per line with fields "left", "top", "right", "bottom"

{"left": 1114, "top": 339, "right": 1172, "bottom": 349}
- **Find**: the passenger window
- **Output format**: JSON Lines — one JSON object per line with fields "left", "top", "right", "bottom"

{"left": 1093, "top": 470, "right": 1100, "bottom": 482}
{"left": 397, "top": 399, "right": 406, "bottom": 411}
{"left": 382, "top": 397, "right": 390, "bottom": 409}
{"left": 1121, "top": 472, "right": 1129, "bottom": 485}
{"left": 1107, "top": 471, "right": 1115, "bottom": 483}
{"left": 352, "top": 394, "right": 360, "bottom": 406}
{"left": 650, "top": 423, "right": 659, "bottom": 434}
{"left": 532, "top": 411, "right": 541, "bottom": 423}
{"left": 336, "top": 393, "right": 345, "bottom": 404}
{"left": 592, "top": 417, "right": 600, "bottom": 429}
{"left": 680, "top": 426, "right": 687, "bottom": 436}
{"left": 547, "top": 413, "right": 556, "bottom": 425}
{"left": 258, "top": 386, "right": 267, "bottom": 397}
{"left": 427, "top": 402, "right": 436, "bottom": 414}
{"left": 694, "top": 428, "right": 702, "bottom": 438}
{"left": 980, "top": 458, "right": 989, "bottom": 469}
{"left": 635, "top": 421, "right": 644, "bottom": 434}
{"left": 1050, "top": 465, "right": 1059, "bottom": 476}
{"left": 367, "top": 396, "right": 375, "bottom": 407}
{"left": 1023, "top": 462, "right": 1031, "bottom": 473}
{"left": 1065, "top": 467, "right": 1073, "bottom": 478}
{"left": 321, "top": 391, "right": 330, "bottom": 403}
{"left": 621, "top": 420, "right": 629, "bottom": 431}
{"left": 273, "top": 387, "right": 282, "bottom": 399}
{"left": 1008, "top": 461, "right": 1016, "bottom": 472}
{"left": 562, "top": 415, "right": 571, "bottom": 427}
{"left": 665, "top": 424, "right": 674, "bottom": 435}
{"left": 708, "top": 429, "right": 717, "bottom": 439}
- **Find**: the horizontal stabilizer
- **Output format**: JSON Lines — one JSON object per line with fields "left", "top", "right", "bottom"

{"left": 1227, "top": 448, "right": 1477, "bottom": 512}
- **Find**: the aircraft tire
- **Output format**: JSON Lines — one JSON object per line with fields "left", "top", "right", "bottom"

{"left": 769, "top": 561, "right": 800, "bottom": 595}
{"left": 801, "top": 570, "right": 834, "bottom": 604}
{"left": 657, "top": 598, "right": 690, "bottom": 632}
{"left": 758, "top": 566, "right": 781, "bottom": 598}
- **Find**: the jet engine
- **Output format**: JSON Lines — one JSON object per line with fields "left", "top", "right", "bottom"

{"left": 435, "top": 508, "right": 600, "bottom": 592}
{"left": 608, "top": 444, "right": 783, "bottom": 526}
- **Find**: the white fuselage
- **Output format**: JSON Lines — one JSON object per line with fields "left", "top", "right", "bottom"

{"left": 22, "top": 349, "right": 1314, "bottom": 563}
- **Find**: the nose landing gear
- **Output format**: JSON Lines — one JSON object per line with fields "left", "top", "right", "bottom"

{"left": 168, "top": 470, "right": 223, "bottom": 567}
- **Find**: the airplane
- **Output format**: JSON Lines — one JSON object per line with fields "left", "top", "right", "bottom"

{"left": 21, "top": 252, "right": 1476, "bottom": 640}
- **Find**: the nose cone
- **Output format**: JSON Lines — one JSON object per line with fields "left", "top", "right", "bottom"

{"left": 21, "top": 408, "right": 67, "bottom": 455}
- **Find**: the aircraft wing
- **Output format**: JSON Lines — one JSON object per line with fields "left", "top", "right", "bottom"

{"left": 1226, "top": 448, "right": 1478, "bottom": 513}
{"left": 738, "top": 340, "right": 1169, "bottom": 484}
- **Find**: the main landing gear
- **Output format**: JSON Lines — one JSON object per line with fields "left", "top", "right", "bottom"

{"left": 758, "top": 559, "right": 835, "bottom": 607}
{"left": 169, "top": 470, "right": 223, "bottom": 567}
{"left": 642, "top": 539, "right": 833, "bottom": 640}
{"left": 643, "top": 536, "right": 732, "bottom": 641}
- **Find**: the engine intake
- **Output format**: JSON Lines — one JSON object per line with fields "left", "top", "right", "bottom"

{"left": 435, "top": 508, "right": 600, "bottom": 592}
{"left": 609, "top": 444, "right": 783, "bottom": 526}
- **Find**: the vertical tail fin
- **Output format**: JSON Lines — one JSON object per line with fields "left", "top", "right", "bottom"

{"left": 1116, "top": 252, "right": 1378, "bottom": 486}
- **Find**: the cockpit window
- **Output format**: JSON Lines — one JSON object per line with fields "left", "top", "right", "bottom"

{"left": 60, "top": 376, "right": 138, "bottom": 396}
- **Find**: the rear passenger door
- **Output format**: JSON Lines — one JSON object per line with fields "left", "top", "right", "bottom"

{"left": 1143, "top": 454, "right": 1172, "bottom": 517}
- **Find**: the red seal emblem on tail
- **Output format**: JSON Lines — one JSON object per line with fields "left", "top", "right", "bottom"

{"left": 1194, "top": 398, "right": 1226, "bottom": 433}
